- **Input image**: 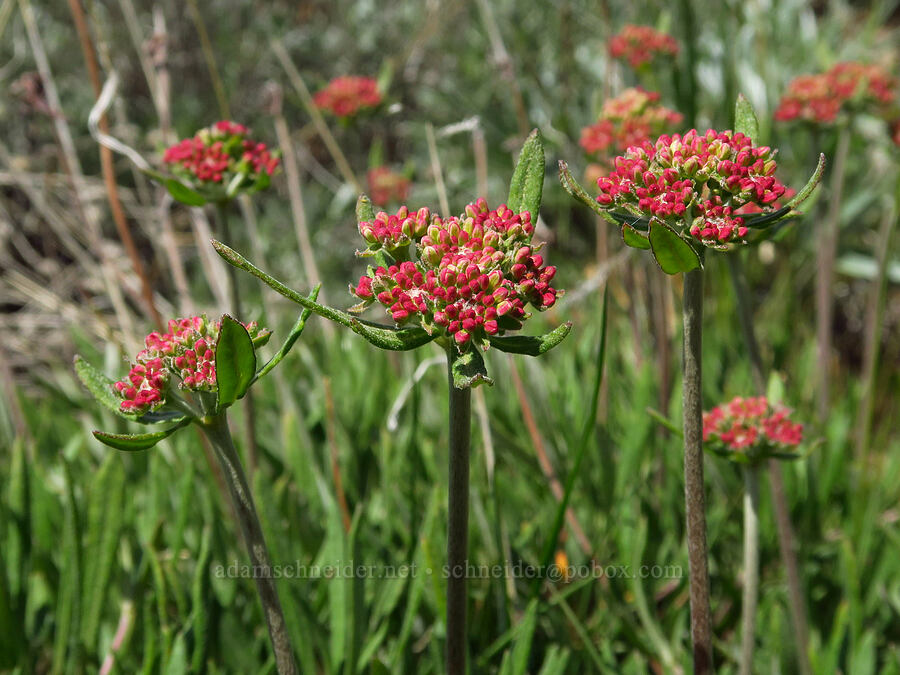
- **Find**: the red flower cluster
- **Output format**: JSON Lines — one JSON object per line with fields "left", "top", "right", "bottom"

{"left": 703, "top": 396, "right": 803, "bottom": 457}
{"left": 313, "top": 76, "right": 382, "bottom": 117}
{"left": 775, "top": 62, "right": 897, "bottom": 124}
{"left": 367, "top": 167, "right": 411, "bottom": 205}
{"left": 594, "top": 129, "right": 787, "bottom": 247}
{"left": 608, "top": 25, "right": 679, "bottom": 68}
{"left": 580, "top": 88, "right": 683, "bottom": 157}
{"left": 351, "top": 199, "right": 560, "bottom": 348}
{"left": 163, "top": 120, "right": 279, "bottom": 185}
{"left": 114, "top": 316, "right": 269, "bottom": 414}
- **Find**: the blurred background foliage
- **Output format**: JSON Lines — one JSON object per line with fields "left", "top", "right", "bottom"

{"left": 1, "top": 0, "right": 899, "bottom": 672}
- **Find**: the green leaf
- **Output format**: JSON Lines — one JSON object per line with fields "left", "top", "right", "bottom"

{"left": 508, "top": 599, "right": 539, "bottom": 675}
{"left": 451, "top": 347, "right": 493, "bottom": 389}
{"left": 256, "top": 285, "right": 321, "bottom": 380}
{"left": 165, "top": 179, "right": 207, "bottom": 207}
{"left": 488, "top": 322, "right": 572, "bottom": 356}
{"left": 507, "top": 129, "right": 545, "bottom": 218}
{"left": 215, "top": 315, "right": 257, "bottom": 412}
{"left": 734, "top": 94, "right": 760, "bottom": 144}
{"left": 92, "top": 420, "right": 190, "bottom": 451}
{"left": 356, "top": 193, "right": 376, "bottom": 222}
{"left": 785, "top": 153, "right": 826, "bottom": 211}
{"left": 622, "top": 223, "right": 651, "bottom": 249}
{"left": 74, "top": 355, "right": 139, "bottom": 420}
{"left": 557, "top": 161, "right": 619, "bottom": 225}
{"left": 212, "top": 240, "right": 436, "bottom": 351}
{"left": 648, "top": 219, "right": 701, "bottom": 274}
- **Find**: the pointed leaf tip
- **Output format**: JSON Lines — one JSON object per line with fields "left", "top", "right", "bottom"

{"left": 508, "top": 129, "right": 544, "bottom": 219}
{"left": 92, "top": 419, "right": 190, "bottom": 451}
{"left": 734, "top": 94, "right": 760, "bottom": 145}
{"left": 487, "top": 321, "right": 572, "bottom": 356}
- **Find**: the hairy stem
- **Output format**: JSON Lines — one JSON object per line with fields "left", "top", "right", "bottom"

{"left": 202, "top": 415, "right": 297, "bottom": 675}
{"left": 682, "top": 268, "right": 714, "bottom": 673}
{"left": 727, "top": 253, "right": 812, "bottom": 675}
{"left": 446, "top": 350, "right": 472, "bottom": 675}
{"left": 740, "top": 465, "right": 760, "bottom": 675}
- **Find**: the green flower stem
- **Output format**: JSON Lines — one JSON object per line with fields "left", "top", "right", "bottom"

{"left": 215, "top": 202, "right": 259, "bottom": 473}
{"left": 446, "top": 347, "right": 472, "bottom": 675}
{"left": 202, "top": 414, "right": 297, "bottom": 675}
{"left": 682, "top": 266, "right": 714, "bottom": 673}
{"left": 740, "top": 465, "right": 760, "bottom": 675}
{"left": 727, "top": 253, "right": 812, "bottom": 675}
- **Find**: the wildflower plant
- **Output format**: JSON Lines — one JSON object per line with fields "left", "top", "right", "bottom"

{"left": 151, "top": 120, "right": 281, "bottom": 207}
{"left": 212, "top": 130, "right": 569, "bottom": 674}
{"left": 703, "top": 393, "right": 805, "bottom": 675}
{"left": 608, "top": 24, "right": 679, "bottom": 69}
{"left": 75, "top": 306, "right": 318, "bottom": 675}
{"left": 313, "top": 75, "right": 383, "bottom": 118}
{"left": 580, "top": 87, "right": 683, "bottom": 159}
{"left": 561, "top": 95, "right": 823, "bottom": 673}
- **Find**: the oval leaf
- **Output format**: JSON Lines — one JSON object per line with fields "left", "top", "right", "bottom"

{"left": 508, "top": 129, "right": 545, "bottom": 219}
{"left": 734, "top": 94, "right": 760, "bottom": 144}
{"left": 165, "top": 179, "right": 207, "bottom": 207}
{"left": 649, "top": 220, "right": 701, "bottom": 274}
{"left": 215, "top": 315, "right": 257, "bottom": 412}
{"left": 451, "top": 347, "right": 493, "bottom": 389}
{"left": 488, "top": 322, "right": 572, "bottom": 356}
{"left": 93, "top": 419, "right": 189, "bottom": 451}
{"left": 622, "top": 224, "right": 651, "bottom": 249}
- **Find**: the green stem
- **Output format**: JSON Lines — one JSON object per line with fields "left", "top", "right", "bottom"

{"left": 215, "top": 202, "right": 259, "bottom": 473}
{"left": 446, "top": 348, "right": 472, "bottom": 675}
{"left": 740, "top": 465, "right": 760, "bottom": 675}
{"left": 727, "top": 253, "right": 812, "bottom": 675}
{"left": 682, "top": 268, "right": 714, "bottom": 673}
{"left": 816, "top": 127, "right": 850, "bottom": 422}
{"left": 201, "top": 414, "right": 297, "bottom": 675}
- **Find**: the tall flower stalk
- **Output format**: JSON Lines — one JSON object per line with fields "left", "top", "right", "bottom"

{"left": 212, "top": 130, "right": 570, "bottom": 675}
{"left": 76, "top": 307, "right": 319, "bottom": 675}
{"left": 560, "top": 95, "right": 823, "bottom": 672}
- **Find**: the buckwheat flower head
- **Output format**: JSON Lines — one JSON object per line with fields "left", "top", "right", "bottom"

{"left": 775, "top": 62, "right": 898, "bottom": 124}
{"left": 367, "top": 166, "right": 411, "bottom": 205}
{"left": 594, "top": 128, "right": 788, "bottom": 247}
{"left": 162, "top": 120, "right": 280, "bottom": 193}
{"left": 703, "top": 396, "right": 803, "bottom": 462}
{"left": 350, "top": 198, "right": 561, "bottom": 349}
{"left": 313, "top": 76, "right": 382, "bottom": 117}
{"left": 608, "top": 25, "right": 679, "bottom": 68}
{"left": 113, "top": 315, "right": 270, "bottom": 414}
{"left": 580, "top": 88, "right": 683, "bottom": 157}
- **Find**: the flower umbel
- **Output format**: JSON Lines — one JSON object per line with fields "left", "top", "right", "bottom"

{"left": 350, "top": 199, "right": 561, "bottom": 349}
{"left": 608, "top": 25, "right": 679, "bottom": 68}
{"left": 114, "top": 315, "right": 270, "bottom": 415}
{"left": 313, "top": 76, "right": 382, "bottom": 117}
{"left": 580, "top": 88, "right": 683, "bottom": 157}
{"left": 775, "top": 62, "right": 898, "bottom": 124}
{"left": 162, "top": 120, "right": 280, "bottom": 200}
{"left": 594, "top": 128, "right": 788, "bottom": 248}
{"left": 367, "top": 166, "right": 411, "bottom": 205}
{"left": 703, "top": 396, "right": 804, "bottom": 463}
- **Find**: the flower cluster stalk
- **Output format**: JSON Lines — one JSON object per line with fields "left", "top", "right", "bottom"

{"left": 740, "top": 465, "right": 760, "bottom": 675}
{"left": 682, "top": 267, "right": 714, "bottom": 673}
{"left": 202, "top": 413, "right": 297, "bottom": 675}
{"left": 446, "top": 347, "right": 472, "bottom": 675}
